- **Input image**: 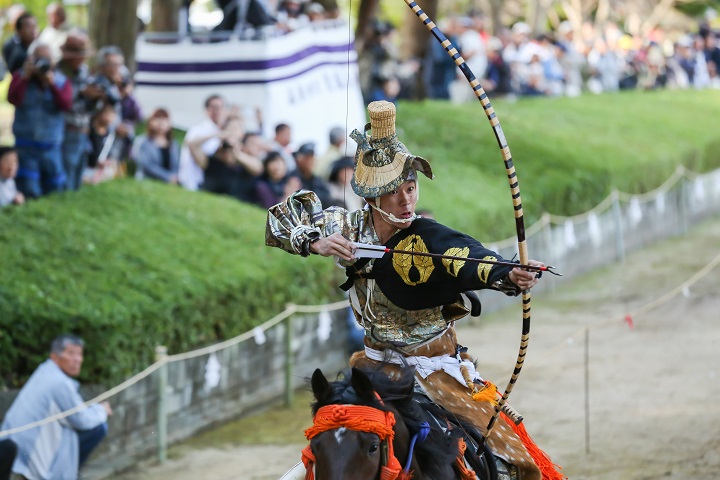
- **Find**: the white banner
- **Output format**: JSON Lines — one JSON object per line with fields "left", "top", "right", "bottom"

{"left": 134, "top": 24, "right": 365, "bottom": 154}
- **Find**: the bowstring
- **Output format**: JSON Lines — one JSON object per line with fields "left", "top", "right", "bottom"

{"left": 343, "top": 0, "right": 352, "bottom": 220}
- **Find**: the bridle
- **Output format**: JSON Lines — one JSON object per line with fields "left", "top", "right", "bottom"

{"left": 301, "top": 399, "right": 406, "bottom": 480}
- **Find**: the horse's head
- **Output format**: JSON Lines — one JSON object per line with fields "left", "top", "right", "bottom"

{"left": 303, "top": 366, "right": 471, "bottom": 480}
{"left": 305, "top": 367, "right": 409, "bottom": 480}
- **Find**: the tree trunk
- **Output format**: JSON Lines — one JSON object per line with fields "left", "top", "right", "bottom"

{"left": 487, "top": 0, "right": 504, "bottom": 36}
{"left": 400, "top": 0, "right": 438, "bottom": 60}
{"left": 89, "top": 0, "right": 140, "bottom": 70}
{"left": 640, "top": 0, "right": 677, "bottom": 37}
{"left": 561, "top": 0, "right": 585, "bottom": 37}
{"left": 596, "top": 0, "right": 611, "bottom": 28}
{"left": 526, "top": 0, "right": 538, "bottom": 33}
{"left": 400, "top": 0, "right": 438, "bottom": 99}
{"left": 355, "top": 0, "right": 380, "bottom": 48}
{"left": 150, "top": 0, "right": 183, "bottom": 33}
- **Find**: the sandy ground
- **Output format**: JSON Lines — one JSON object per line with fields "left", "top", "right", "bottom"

{"left": 116, "top": 218, "right": 720, "bottom": 480}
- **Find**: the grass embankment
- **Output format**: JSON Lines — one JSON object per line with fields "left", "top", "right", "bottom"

{"left": 0, "top": 181, "right": 339, "bottom": 387}
{"left": 1, "top": 90, "right": 719, "bottom": 386}
{"left": 397, "top": 89, "right": 720, "bottom": 238}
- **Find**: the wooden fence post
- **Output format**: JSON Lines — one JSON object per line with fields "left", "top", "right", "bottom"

{"left": 155, "top": 345, "right": 168, "bottom": 464}
{"left": 284, "top": 305, "right": 295, "bottom": 408}
{"left": 611, "top": 190, "right": 625, "bottom": 262}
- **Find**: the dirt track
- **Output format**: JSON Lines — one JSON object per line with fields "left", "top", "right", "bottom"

{"left": 117, "top": 217, "right": 720, "bottom": 480}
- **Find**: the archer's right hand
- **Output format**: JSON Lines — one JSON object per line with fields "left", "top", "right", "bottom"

{"left": 310, "top": 233, "right": 356, "bottom": 262}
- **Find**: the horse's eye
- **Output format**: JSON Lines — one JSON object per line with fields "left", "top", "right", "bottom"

{"left": 368, "top": 443, "right": 379, "bottom": 455}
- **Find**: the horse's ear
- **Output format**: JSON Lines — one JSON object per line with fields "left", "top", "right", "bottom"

{"left": 351, "top": 367, "right": 375, "bottom": 402}
{"left": 311, "top": 368, "right": 331, "bottom": 402}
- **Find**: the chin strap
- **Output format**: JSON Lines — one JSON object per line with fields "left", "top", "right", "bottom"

{"left": 370, "top": 201, "right": 418, "bottom": 225}
{"left": 368, "top": 174, "right": 421, "bottom": 225}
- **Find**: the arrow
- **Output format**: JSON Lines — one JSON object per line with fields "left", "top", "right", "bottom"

{"left": 352, "top": 242, "right": 562, "bottom": 276}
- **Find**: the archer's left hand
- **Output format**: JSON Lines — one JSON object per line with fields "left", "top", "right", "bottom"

{"left": 509, "top": 259, "right": 545, "bottom": 291}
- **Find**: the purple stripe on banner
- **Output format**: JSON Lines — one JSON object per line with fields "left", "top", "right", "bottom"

{"left": 136, "top": 60, "right": 356, "bottom": 87}
{"left": 137, "top": 44, "right": 353, "bottom": 73}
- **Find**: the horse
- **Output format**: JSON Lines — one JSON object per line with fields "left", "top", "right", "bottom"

{"left": 302, "top": 365, "right": 499, "bottom": 480}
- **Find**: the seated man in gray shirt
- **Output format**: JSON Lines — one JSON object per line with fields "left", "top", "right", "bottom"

{"left": 1, "top": 334, "right": 112, "bottom": 480}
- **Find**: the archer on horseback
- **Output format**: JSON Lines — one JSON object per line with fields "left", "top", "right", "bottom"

{"left": 266, "top": 101, "right": 563, "bottom": 480}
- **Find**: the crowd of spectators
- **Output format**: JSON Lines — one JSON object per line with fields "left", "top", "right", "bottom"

{"left": 0, "top": 0, "right": 357, "bottom": 212}
{"left": 0, "top": 2, "right": 145, "bottom": 204}
{"left": 177, "top": 92, "right": 360, "bottom": 210}
{"left": 2, "top": 2, "right": 716, "bottom": 212}
{"left": 362, "top": 12, "right": 720, "bottom": 104}
{"left": 196, "top": 0, "right": 342, "bottom": 40}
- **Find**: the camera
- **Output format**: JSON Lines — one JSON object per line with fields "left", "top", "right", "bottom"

{"left": 34, "top": 57, "right": 51, "bottom": 75}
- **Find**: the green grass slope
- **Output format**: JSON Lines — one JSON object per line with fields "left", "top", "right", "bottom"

{"left": 0, "top": 181, "right": 340, "bottom": 386}
{"left": 2, "top": 90, "right": 719, "bottom": 386}
{"left": 397, "top": 89, "right": 720, "bottom": 238}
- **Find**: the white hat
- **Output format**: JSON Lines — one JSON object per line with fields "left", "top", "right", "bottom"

{"left": 557, "top": 21, "right": 573, "bottom": 36}
{"left": 512, "top": 22, "right": 531, "bottom": 35}
{"left": 676, "top": 35, "right": 693, "bottom": 48}
{"left": 487, "top": 37, "right": 503, "bottom": 51}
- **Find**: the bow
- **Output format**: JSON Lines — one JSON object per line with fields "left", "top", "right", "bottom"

{"left": 402, "top": 0, "right": 531, "bottom": 441}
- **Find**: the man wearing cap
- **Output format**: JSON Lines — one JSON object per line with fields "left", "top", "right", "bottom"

{"left": 289, "top": 142, "right": 332, "bottom": 207}
{"left": 266, "top": 101, "right": 560, "bottom": 480}
{"left": 57, "top": 31, "right": 96, "bottom": 190}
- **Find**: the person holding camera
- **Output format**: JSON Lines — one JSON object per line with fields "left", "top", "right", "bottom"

{"left": 8, "top": 42, "right": 72, "bottom": 199}
{"left": 187, "top": 114, "right": 263, "bottom": 199}
{"left": 87, "top": 46, "right": 123, "bottom": 113}
{"left": 87, "top": 46, "right": 139, "bottom": 176}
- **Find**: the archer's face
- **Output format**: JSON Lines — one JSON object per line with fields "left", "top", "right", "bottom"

{"left": 377, "top": 180, "right": 417, "bottom": 229}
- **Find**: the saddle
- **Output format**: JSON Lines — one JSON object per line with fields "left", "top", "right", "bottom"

{"left": 411, "top": 386, "right": 520, "bottom": 480}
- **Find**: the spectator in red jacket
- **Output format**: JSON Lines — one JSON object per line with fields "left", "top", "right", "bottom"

{"left": 8, "top": 42, "right": 72, "bottom": 198}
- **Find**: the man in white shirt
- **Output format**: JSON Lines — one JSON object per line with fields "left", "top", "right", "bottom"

{"left": 179, "top": 94, "right": 226, "bottom": 190}
{"left": 269, "top": 123, "right": 296, "bottom": 171}
{"left": 314, "top": 126, "right": 345, "bottom": 179}
{"left": 37, "top": 3, "right": 72, "bottom": 62}
{"left": 458, "top": 16, "right": 487, "bottom": 80}
{"left": 449, "top": 16, "right": 487, "bottom": 103}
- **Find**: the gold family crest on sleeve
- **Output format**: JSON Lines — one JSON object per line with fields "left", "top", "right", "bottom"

{"left": 442, "top": 247, "right": 469, "bottom": 277}
{"left": 477, "top": 256, "right": 497, "bottom": 283}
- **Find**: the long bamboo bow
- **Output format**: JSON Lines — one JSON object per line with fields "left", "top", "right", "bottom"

{"left": 401, "top": 0, "right": 532, "bottom": 440}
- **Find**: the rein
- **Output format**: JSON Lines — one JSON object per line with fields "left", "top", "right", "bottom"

{"left": 302, "top": 401, "right": 410, "bottom": 480}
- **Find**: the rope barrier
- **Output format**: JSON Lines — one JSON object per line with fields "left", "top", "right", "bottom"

{"left": 615, "top": 166, "right": 686, "bottom": 203}
{"left": 0, "top": 361, "right": 166, "bottom": 438}
{"left": 0, "top": 299, "right": 350, "bottom": 439}
{"left": 547, "top": 192, "right": 615, "bottom": 224}
{"left": 503, "top": 250, "right": 720, "bottom": 377}
{"left": 1, "top": 166, "right": 715, "bottom": 439}
{"left": 492, "top": 165, "right": 708, "bottom": 247}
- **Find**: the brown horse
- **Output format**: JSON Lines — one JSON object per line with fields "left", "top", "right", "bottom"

{"left": 304, "top": 366, "right": 498, "bottom": 480}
